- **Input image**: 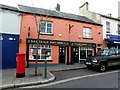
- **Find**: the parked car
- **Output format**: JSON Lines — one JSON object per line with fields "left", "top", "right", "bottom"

{"left": 85, "top": 49, "right": 120, "bottom": 72}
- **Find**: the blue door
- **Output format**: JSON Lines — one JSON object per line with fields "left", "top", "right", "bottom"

{"left": 1, "top": 33, "right": 19, "bottom": 69}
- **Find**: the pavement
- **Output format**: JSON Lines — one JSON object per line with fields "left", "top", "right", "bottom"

{"left": 0, "top": 63, "right": 86, "bottom": 89}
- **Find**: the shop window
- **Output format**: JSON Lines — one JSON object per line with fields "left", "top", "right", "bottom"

{"left": 83, "top": 27, "right": 91, "bottom": 38}
{"left": 80, "top": 50, "right": 86, "bottom": 59}
{"left": 29, "top": 45, "right": 52, "bottom": 60}
{"left": 106, "top": 21, "right": 110, "bottom": 33}
{"left": 87, "top": 50, "right": 92, "bottom": 57}
{"left": 40, "top": 21, "right": 52, "bottom": 34}
{"left": 80, "top": 47, "right": 93, "bottom": 60}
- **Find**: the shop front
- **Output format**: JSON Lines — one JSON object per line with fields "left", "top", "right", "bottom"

{"left": 105, "top": 34, "right": 120, "bottom": 49}
{"left": 71, "top": 42, "right": 96, "bottom": 64}
{"left": 26, "top": 38, "right": 96, "bottom": 66}
{"left": 26, "top": 38, "right": 69, "bottom": 67}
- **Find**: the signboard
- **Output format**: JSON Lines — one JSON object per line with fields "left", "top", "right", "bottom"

{"left": 26, "top": 38, "right": 69, "bottom": 46}
{"left": 26, "top": 38, "right": 96, "bottom": 47}
{"left": 71, "top": 42, "right": 95, "bottom": 47}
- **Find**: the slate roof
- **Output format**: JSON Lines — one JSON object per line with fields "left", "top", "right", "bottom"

{"left": 18, "top": 5, "right": 102, "bottom": 26}
{"left": 0, "top": 4, "right": 19, "bottom": 11}
{"left": 0, "top": 4, "right": 102, "bottom": 26}
{"left": 101, "top": 14, "right": 120, "bottom": 22}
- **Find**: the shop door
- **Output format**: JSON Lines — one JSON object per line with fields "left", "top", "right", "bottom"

{"left": 59, "top": 46, "right": 66, "bottom": 63}
{"left": 72, "top": 47, "right": 79, "bottom": 63}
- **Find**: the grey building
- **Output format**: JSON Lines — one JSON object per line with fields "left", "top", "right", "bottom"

{"left": 79, "top": 2, "right": 120, "bottom": 49}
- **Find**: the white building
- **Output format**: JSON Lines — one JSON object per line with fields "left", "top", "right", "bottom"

{"left": 79, "top": 2, "right": 120, "bottom": 49}
{"left": 0, "top": 4, "right": 21, "bottom": 69}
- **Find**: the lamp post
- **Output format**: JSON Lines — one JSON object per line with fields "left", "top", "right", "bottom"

{"left": 26, "top": 27, "right": 30, "bottom": 68}
{"left": 44, "top": 47, "right": 47, "bottom": 78}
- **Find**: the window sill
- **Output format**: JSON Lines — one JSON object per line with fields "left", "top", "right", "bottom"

{"left": 40, "top": 33, "right": 53, "bottom": 36}
{"left": 29, "top": 60, "right": 52, "bottom": 62}
{"left": 83, "top": 38, "right": 93, "bottom": 40}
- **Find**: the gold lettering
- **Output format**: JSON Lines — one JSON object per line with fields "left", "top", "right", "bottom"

{"left": 27, "top": 40, "right": 30, "bottom": 43}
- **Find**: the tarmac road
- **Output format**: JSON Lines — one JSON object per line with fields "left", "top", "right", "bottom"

{"left": 20, "top": 66, "right": 120, "bottom": 89}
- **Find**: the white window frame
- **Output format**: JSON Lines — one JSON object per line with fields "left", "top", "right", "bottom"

{"left": 79, "top": 47, "right": 93, "bottom": 61}
{"left": 83, "top": 27, "right": 92, "bottom": 38}
{"left": 29, "top": 44, "right": 52, "bottom": 60}
{"left": 118, "top": 24, "right": 120, "bottom": 34}
{"left": 106, "top": 21, "right": 110, "bottom": 33}
{"left": 40, "top": 21, "right": 53, "bottom": 34}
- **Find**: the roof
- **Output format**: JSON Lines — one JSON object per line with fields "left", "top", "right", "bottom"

{"left": 0, "top": 4, "right": 102, "bottom": 26}
{"left": 18, "top": 5, "right": 102, "bottom": 26}
{"left": 101, "top": 14, "right": 120, "bottom": 22}
{"left": 0, "top": 4, "right": 19, "bottom": 12}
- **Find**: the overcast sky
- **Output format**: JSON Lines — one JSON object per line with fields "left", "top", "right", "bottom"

{"left": 0, "top": 0, "right": 120, "bottom": 18}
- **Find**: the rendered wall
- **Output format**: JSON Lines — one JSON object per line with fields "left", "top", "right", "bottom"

{"left": 0, "top": 10, "right": 21, "bottom": 69}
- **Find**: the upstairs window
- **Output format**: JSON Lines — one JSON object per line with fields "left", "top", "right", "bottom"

{"left": 118, "top": 24, "right": 120, "bottom": 35}
{"left": 40, "top": 21, "right": 52, "bottom": 34}
{"left": 83, "top": 27, "right": 92, "bottom": 38}
{"left": 106, "top": 21, "right": 110, "bottom": 33}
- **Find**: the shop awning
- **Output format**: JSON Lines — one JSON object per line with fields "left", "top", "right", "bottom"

{"left": 105, "top": 34, "right": 120, "bottom": 44}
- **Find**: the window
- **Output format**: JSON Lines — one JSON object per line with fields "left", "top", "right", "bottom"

{"left": 83, "top": 27, "right": 91, "bottom": 38}
{"left": 80, "top": 47, "right": 93, "bottom": 60}
{"left": 106, "top": 21, "right": 110, "bottom": 33}
{"left": 29, "top": 45, "right": 52, "bottom": 60}
{"left": 109, "top": 49, "right": 116, "bottom": 55}
{"left": 118, "top": 24, "right": 120, "bottom": 34}
{"left": 40, "top": 21, "right": 52, "bottom": 34}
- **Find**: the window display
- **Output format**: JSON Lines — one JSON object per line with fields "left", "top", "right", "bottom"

{"left": 29, "top": 44, "right": 52, "bottom": 60}
{"left": 80, "top": 47, "right": 93, "bottom": 60}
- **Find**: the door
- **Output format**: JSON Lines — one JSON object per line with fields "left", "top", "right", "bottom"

{"left": 59, "top": 46, "right": 66, "bottom": 63}
{"left": 72, "top": 47, "right": 79, "bottom": 63}
{"left": 2, "top": 33, "right": 19, "bottom": 69}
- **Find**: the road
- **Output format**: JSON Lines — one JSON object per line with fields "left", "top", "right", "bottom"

{"left": 20, "top": 66, "right": 120, "bottom": 89}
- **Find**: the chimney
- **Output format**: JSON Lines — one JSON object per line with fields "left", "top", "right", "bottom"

{"left": 56, "top": 3, "right": 60, "bottom": 11}
{"left": 107, "top": 13, "right": 112, "bottom": 17}
{"left": 79, "top": 2, "right": 89, "bottom": 11}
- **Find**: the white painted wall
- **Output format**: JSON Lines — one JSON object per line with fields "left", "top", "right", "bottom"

{"left": 0, "top": 9, "right": 21, "bottom": 34}
{"left": 101, "top": 17, "right": 119, "bottom": 39}
{"left": 79, "top": 3, "right": 120, "bottom": 39}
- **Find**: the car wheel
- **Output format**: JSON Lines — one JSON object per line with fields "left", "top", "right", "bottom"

{"left": 99, "top": 64, "right": 106, "bottom": 72}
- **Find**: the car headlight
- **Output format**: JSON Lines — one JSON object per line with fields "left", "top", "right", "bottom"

{"left": 92, "top": 59, "right": 98, "bottom": 63}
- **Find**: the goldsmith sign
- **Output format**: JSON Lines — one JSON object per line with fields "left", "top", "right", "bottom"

{"left": 26, "top": 38, "right": 69, "bottom": 46}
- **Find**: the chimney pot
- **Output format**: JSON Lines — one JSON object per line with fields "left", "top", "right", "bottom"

{"left": 56, "top": 3, "right": 60, "bottom": 11}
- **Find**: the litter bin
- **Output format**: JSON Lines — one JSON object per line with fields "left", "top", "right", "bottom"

{"left": 16, "top": 53, "right": 26, "bottom": 78}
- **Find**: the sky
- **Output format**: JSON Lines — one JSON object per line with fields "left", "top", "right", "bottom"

{"left": 0, "top": 0, "right": 120, "bottom": 18}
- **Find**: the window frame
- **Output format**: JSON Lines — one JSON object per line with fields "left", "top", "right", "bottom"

{"left": 29, "top": 44, "right": 52, "bottom": 60}
{"left": 106, "top": 21, "right": 110, "bottom": 33}
{"left": 118, "top": 24, "right": 120, "bottom": 34}
{"left": 40, "top": 20, "right": 53, "bottom": 34}
{"left": 83, "top": 27, "right": 92, "bottom": 39}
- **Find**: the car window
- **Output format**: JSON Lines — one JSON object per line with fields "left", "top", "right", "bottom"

{"left": 116, "top": 49, "right": 120, "bottom": 54}
{"left": 109, "top": 49, "right": 116, "bottom": 55}
{"left": 96, "top": 49, "right": 109, "bottom": 56}
{"left": 119, "top": 50, "right": 120, "bottom": 54}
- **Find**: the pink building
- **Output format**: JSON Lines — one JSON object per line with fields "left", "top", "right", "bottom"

{"left": 18, "top": 5, "right": 103, "bottom": 66}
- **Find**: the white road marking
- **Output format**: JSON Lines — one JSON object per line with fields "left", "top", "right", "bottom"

{"left": 20, "top": 70, "right": 119, "bottom": 88}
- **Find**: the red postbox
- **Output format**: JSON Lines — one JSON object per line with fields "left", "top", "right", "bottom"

{"left": 16, "top": 53, "right": 26, "bottom": 78}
